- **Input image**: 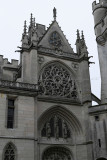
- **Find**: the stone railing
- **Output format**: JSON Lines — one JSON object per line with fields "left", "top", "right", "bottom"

{"left": 0, "top": 80, "right": 38, "bottom": 91}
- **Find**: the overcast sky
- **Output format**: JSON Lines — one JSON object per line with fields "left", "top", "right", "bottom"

{"left": 0, "top": 0, "right": 101, "bottom": 100}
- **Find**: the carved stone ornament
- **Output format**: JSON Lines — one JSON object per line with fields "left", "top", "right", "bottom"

{"left": 43, "top": 147, "right": 71, "bottom": 160}
{"left": 38, "top": 56, "right": 44, "bottom": 64}
{"left": 41, "top": 115, "right": 71, "bottom": 139}
{"left": 72, "top": 63, "right": 78, "bottom": 71}
{"left": 49, "top": 31, "right": 62, "bottom": 47}
{"left": 38, "top": 63, "right": 78, "bottom": 99}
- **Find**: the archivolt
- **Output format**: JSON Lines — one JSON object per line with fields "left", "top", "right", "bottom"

{"left": 38, "top": 60, "right": 77, "bottom": 79}
{"left": 38, "top": 105, "right": 83, "bottom": 135}
{"left": 42, "top": 146, "right": 74, "bottom": 160}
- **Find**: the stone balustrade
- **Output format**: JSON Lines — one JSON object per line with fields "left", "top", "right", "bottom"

{"left": 0, "top": 80, "right": 38, "bottom": 91}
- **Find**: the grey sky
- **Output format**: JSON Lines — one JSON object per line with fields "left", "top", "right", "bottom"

{"left": 0, "top": 0, "right": 101, "bottom": 99}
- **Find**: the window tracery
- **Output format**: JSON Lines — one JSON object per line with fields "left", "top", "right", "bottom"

{"left": 43, "top": 147, "right": 71, "bottom": 160}
{"left": 49, "top": 31, "right": 62, "bottom": 47}
{"left": 38, "top": 63, "right": 78, "bottom": 99}
{"left": 41, "top": 115, "right": 71, "bottom": 139}
{"left": 3, "top": 143, "right": 16, "bottom": 160}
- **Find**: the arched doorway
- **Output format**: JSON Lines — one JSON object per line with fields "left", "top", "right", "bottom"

{"left": 42, "top": 146, "right": 72, "bottom": 160}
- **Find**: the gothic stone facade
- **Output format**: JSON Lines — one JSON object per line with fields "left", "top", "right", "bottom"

{"left": 0, "top": 2, "right": 107, "bottom": 160}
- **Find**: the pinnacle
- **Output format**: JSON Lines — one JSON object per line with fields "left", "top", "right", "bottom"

{"left": 77, "top": 29, "right": 80, "bottom": 40}
{"left": 30, "top": 13, "right": 33, "bottom": 26}
{"left": 53, "top": 7, "right": 57, "bottom": 21}
{"left": 23, "top": 20, "right": 27, "bottom": 35}
{"left": 81, "top": 31, "right": 84, "bottom": 40}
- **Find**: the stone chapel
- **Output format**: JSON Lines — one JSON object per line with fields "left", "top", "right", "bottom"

{"left": 0, "top": 1, "right": 107, "bottom": 160}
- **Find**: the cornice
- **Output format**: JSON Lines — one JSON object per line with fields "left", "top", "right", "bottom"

{"left": 89, "top": 103, "right": 107, "bottom": 114}
{"left": 38, "top": 47, "right": 89, "bottom": 62}
{"left": 37, "top": 96, "right": 81, "bottom": 105}
{"left": 0, "top": 80, "right": 38, "bottom": 97}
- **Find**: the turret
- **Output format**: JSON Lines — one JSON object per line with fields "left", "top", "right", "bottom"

{"left": 92, "top": 0, "right": 107, "bottom": 103}
{"left": 92, "top": 0, "right": 107, "bottom": 45}
{"left": 92, "top": 0, "right": 107, "bottom": 27}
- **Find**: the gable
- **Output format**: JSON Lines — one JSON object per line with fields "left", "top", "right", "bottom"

{"left": 38, "top": 21, "right": 74, "bottom": 53}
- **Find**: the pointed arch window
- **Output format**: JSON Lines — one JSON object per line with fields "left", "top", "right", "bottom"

{"left": 3, "top": 143, "right": 16, "bottom": 160}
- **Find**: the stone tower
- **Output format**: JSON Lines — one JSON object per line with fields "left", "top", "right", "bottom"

{"left": 88, "top": 1, "right": 107, "bottom": 160}
{"left": 92, "top": 0, "right": 107, "bottom": 104}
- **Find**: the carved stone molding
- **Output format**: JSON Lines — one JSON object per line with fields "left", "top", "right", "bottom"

{"left": 38, "top": 47, "right": 78, "bottom": 59}
{"left": 72, "top": 63, "right": 79, "bottom": 71}
{"left": 0, "top": 80, "right": 38, "bottom": 91}
{"left": 38, "top": 56, "right": 44, "bottom": 64}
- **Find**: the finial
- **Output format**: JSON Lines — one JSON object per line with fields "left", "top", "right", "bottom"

{"left": 24, "top": 20, "right": 27, "bottom": 34}
{"left": 30, "top": 13, "right": 33, "bottom": 26}
{"left": 77, "top": 29, "right": 80, "bottom": 40}
{"left": 53, "top": 7, "right": 57, "bottom": 21}
{"left": 81, "top": 31, "right": 84, "bottom": 40}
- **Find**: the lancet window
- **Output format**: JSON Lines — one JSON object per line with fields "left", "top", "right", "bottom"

{"left": 41, "top": 115, "right": 71, "bottom": 139}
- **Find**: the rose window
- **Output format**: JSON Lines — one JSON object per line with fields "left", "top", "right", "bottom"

{"left": 38, "top": 63, "right": 78, "bottom": 99}
{"left": 49, "top": 31, "right": 62, "bottom": 47}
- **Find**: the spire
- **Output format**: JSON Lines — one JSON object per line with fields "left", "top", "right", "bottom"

{"left": 75, "top": 30, "right": 81, "bottom": 55}
{"left": 77, "top": 29, "right": 80, "bottom": 40}
{"left": 81, "top": 31, "right": 84, "bottom": 40}
{"left": 30, "top": 13, "right": 33, "bottom": 26}
{"left": 81, "top": 30, "right": 88, "bottom": 55}
{"left": 23, "top": 20, "right": 27, "bottom": 35}
{"left": 22, "top": 20, "right": 28, "bottom": 48}
{"left": 53, "top": 7, "right": 57, "bottom": 21}
{"left": 81, "top": 30, "right": 87, "bottom": 47}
